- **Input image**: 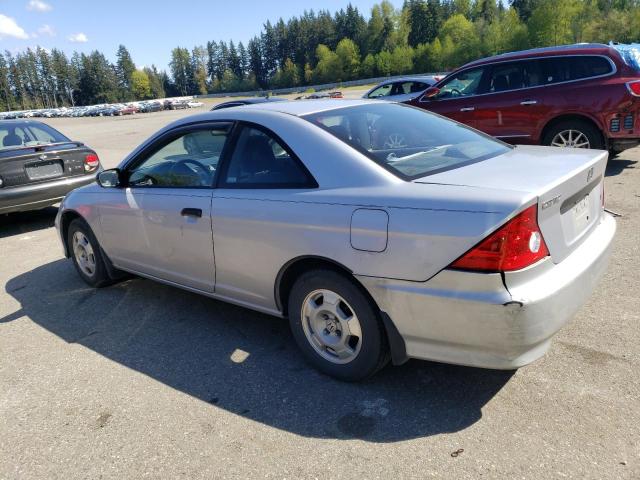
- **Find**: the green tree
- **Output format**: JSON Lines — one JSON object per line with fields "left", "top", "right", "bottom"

{"left": 115, "top": 45, "right": 136, "bottom": 100}
{"left": 314, "top": 44, "right": 342, "bottom": 83}
{"left": 131, "top": 70, "right": 151, "bottom": 99}
{"left": 336, "top": 38, "right": 361, "bottom": 80}
{"left": 528, "top": 0, "right": 582, "bottom": 46}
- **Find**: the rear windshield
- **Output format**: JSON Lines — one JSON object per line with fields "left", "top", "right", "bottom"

{"left": 612, "top": 43, "right": 640, "bottom": 72}
{"left": 303, "top": 103, "right": 511, "bottom": 180}
{"left": 0, "top": 121, "right": 69, "bottom": 151}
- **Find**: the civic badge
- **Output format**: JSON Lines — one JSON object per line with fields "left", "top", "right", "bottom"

{"left": 587, "top": 166, "right": 594, "bottom": 183}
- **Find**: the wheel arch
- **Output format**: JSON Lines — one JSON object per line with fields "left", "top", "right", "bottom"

{"left": 540, "top": 113, "right": 606, "bottom": 147}
{"left": 59, "top": 209, "right": 84, "bottom": 258}
{"left": 275, "top": 255, "right": 408, "bottom": 365}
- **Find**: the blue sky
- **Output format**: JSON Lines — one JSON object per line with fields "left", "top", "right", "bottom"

{"left": 0, "top": 0, "right": 405, "bottom": 69}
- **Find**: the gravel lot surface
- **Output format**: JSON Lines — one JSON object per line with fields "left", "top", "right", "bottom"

{"left": 0, "top": 100, "right": 638, "bottom": 479}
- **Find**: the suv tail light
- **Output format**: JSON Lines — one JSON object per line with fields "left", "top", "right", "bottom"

{"left": 626, "top": 80, "right": 640, "bottom": 97}
{"left": 84, "top": 153, "right": 100, "bottom": 172}
{"left": 450, "top": 204, "right": 549, "bottom": 272}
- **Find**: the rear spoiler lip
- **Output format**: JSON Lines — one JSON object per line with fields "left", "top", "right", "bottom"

{"left": 0, "top": 141, "right": 88, "bottom": 159}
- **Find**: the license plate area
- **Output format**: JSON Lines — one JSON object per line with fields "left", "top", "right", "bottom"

{"left": 572, "top": 195, "right": 591, "bottom": 232}
{"left": 25, "top": 159, "right": 64, "bottom": 180}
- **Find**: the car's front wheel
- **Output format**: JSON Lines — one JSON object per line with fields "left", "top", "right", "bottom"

{"left": 543, "top": 120, "right": 604, "bottom": 149}
{"left": 288, "top": 269, "right": 389, "bottom": 381}
{"left": 67, "top": 219, "right": 112, "bottom": 288}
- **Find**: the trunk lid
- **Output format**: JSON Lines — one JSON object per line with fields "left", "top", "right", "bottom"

{"left": 0, "top": 142, "right": 91, "bottom": 187}
{"left": 414, "top": 145, "right": 608, "bottom": 263}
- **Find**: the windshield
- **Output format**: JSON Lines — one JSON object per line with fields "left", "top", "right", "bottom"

{"left": 303, "top": 103, "right": 511, "bottom": 180}
{"left": 612, "top": 43, "right": 640, "bottom": 72}
{"left": 0, "top": 121, "right": 70, "bottom": 151}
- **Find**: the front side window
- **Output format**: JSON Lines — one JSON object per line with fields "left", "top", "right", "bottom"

{"left": 304, "top": 103, "right": 510, "bottom": 180}
{"left": 128, "top": 126, "right": 229, "bottom": 188}
{"left": 435, "top": 67, "right": 485, "bottom": 99}
{"left": 219, "top": 126, "right": 314, "bottom": 188}
{"left": 367, "top": 84, "right": 392, "bottom": 98}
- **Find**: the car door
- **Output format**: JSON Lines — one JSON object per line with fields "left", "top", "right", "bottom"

{"left": 471, "top": 59, "right": 549, "bottom": 143}
{"left": 412, "top": 66, "right": 489, "bottom": 127}
{"left": 210, "top": 123, "right": 318, "bottom": 310}
{"left": 98, "top": 123, "right": 232, "bottom": 292}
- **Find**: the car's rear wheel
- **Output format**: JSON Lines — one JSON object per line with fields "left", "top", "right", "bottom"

{"left": 543, "top": 120, "right": 604, "bottom": 149}
{"left": 67, "top": 219, "right": 112, "bottom": 288}
{"left": 288, "top": 269, "right": 389, "bottom": 381}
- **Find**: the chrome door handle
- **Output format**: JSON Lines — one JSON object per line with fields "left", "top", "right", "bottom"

{"left": 520, "top": 100, "right": 538, "bottom": 105}
{"left": 459, "top": 107, "right": 475, "bottom": 112}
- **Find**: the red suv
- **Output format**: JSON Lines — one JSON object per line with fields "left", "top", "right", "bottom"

{"left": 409, "top": 43, "right": 640, "bottom": 153}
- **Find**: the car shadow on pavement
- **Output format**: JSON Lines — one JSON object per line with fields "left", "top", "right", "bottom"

{"left": 0, "top": 207, "right": 58, "bottom": 239}
{"left": 605, "top": 158, "right": 637, "bottom": 177}
{"left": 4, "top": 259, "right": 514, "bottom": 443}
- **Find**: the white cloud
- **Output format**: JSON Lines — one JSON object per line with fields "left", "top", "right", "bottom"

{"left": 68, "top": 32, "right": 88, "bottom": 43}
{"left": 27, "top": 0, "right": 52, "bottom": 12}
{"left": 37, "top": 24, "right": 55, "bottom": 36}
{"left": 0, "top": 14, "right": 29, "bottom": 39}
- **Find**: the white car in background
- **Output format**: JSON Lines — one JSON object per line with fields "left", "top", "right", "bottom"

{"left": 188, "top": 100, "right": 204, "bottom": 108}
{"left": 363, "top": 76, "right": 444, "bottom": 103}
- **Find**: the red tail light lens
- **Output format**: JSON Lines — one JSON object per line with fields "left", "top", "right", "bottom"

{"left": 84, "top": 153, "right": 100, "bottom": 172}
{"left": 626, "top": 80, "right": 640, "bottom": 97}
{"left": 450, "top": 204, "right": 549, "bottom": 272}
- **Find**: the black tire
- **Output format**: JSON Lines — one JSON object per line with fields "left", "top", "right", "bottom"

{"left": 67, "top": 219, "right": 112, "bottom": 288}
{"left": 542, "top": 120, "right": 604, "bottom": 150}
{"left": 288, "top": 269, "right": 390, "bottom": 381}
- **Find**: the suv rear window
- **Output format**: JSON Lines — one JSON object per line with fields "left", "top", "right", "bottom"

{"left": 612, "top": 43, "right": 640, "bottom": 72}
{"left": 303, "top": 103, "right": 511, "bottom": 180}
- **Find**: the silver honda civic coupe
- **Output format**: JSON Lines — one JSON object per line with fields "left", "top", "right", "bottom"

{"left": 55, "top": 100, "right": 616, "bottom": 381}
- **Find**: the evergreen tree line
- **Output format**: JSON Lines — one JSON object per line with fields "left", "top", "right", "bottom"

{"left": 2, "top": 0, "right": 640, "bottom": 110}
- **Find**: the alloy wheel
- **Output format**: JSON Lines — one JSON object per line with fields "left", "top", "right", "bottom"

{"left": 550, "top": 129, "right": 591, "bottom": 148}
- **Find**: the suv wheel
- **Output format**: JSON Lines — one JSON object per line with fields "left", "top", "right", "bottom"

{"left": 543, "top": 120, "right": 604, "bottom": 149}
{"left": 288, "top": 269, "right": 390, "bottom": 381}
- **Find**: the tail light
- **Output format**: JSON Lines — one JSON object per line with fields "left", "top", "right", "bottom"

{"left": 84, "top": 153, "right": 100, "bottom": 172}
{"left": 450, "top": 204, "right": 549, "bottom": 272}
{"left": 626, "top": 80, "right": 640, "bottom": 97}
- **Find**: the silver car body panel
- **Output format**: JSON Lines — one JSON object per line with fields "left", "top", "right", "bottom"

{"left": 56, "top": 100, "right": 615, "bottom": 369}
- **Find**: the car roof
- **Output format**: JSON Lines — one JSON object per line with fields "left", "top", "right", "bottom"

{"left": 461, "top": 43, "right": 616, "bottom": 69}
{"left": 377, "top": 76, "right": 439, "bottom": 84}
{"left": 238, "top": 99, "right": 378, "bottom": 116}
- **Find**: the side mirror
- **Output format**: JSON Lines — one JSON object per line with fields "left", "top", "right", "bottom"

{"left": 97, "top": 169, "right": 122, "bottom": 188}
{"left": 421, "top": 87, "right": 441, "bottom": 100}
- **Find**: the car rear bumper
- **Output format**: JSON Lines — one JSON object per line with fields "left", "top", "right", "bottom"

{"left": 0, "top": 172, "right": 98, "bottom": 214}
{"left": 357, "top": 213, "right": 616, "bottom": 369}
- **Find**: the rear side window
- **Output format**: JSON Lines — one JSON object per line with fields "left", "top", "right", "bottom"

{"left": 538, "top": 56, "right": 613, "bottom": 84}
{"left": 219, "top": 126, "right": 315, "bottom": 188}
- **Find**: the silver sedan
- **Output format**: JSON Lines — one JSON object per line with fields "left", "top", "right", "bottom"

{"left": 55, "top": 100, "right": 616, "bottom": 381}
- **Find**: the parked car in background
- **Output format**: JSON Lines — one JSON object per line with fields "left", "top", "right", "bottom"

{"left": 138, "top": 101, "right": 164, "bottom": 113}
{"left": 363, "top": 76, "right": 444, "bottom": 103}
{"left": 0, "top": 120, "right": 101, "bottom": 214}
{"left": 211, "top": 97, "right": 286, "bottom": 110}
{"left": 187, "top": 100, "right": 204, "bottom": 108}
{"left": 56, "top": 100, "right": 614, "bottom": 381}
{"left": 165, "top": 100, "right": 190, "bottom": 110}
{"left": 410, "top": 43, "right": 640, "bottom": 153}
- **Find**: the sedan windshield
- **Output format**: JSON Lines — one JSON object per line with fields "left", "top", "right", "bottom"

{"left": 303, "top": 103, "right": 511, "bottom": 180}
